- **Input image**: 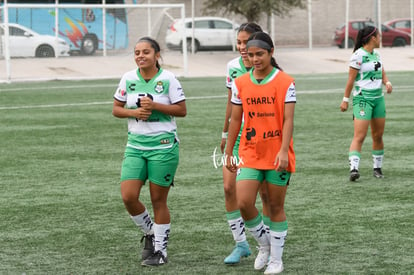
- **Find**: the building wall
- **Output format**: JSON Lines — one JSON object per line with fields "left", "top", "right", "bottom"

{"left": 126, "top": 0, "right": 413, "bottom": 48}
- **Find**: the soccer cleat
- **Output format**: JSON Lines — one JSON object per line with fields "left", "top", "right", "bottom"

{"left": 224, "top": 241, "right": 251, "bottom": 264}
{"left": 373, "top": 168, "right": 384, "bottom": 178}
{"left": 264, "top": 260, "right": 284, "bottom": 274}
{"left": 349, "top": 169, "right": 360, "bottom": 181}
{"left": 141, "top": 250, "right": 168, "bottom": 267}
{"left": 254, "top": 245, "right": 270, "bottom": 270}
{"left": 140, "top": 234, "right": 154, "bottom": 261}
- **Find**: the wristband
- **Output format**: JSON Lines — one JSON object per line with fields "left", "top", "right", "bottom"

{"left": 222, "top": 132, "right": 228, "bottom": 139}
{"left": 385, "top": 81, "right": 392, "bottom": 86}
{"left": 342, "top": 97, "right": 349, "bottom": 102}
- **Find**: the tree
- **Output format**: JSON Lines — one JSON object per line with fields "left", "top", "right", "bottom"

{"left": 202, "top": 0, "right": 305, "bottom": 23}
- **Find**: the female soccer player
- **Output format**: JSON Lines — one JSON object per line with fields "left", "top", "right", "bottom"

{"left": 221, "top": 22, "right": 271, "bottom": 265}
{"left": 112, "top": 37, "right": 186, "bottom": 266}
{"left": 340, "top": 25, "right": 392, "bottom": 181}
{"left": 226, "top": 32, "right": 296, "bottom": 274}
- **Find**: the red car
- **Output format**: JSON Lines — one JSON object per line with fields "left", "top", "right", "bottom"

{"left": 384, "top": 18, "right": 412, "bottom": 34}
{"left": 333, "top": 19, "right": 411, "bottom": 48}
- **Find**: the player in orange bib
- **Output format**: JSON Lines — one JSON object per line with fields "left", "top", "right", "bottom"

{"left": 225, "top": 32, "right": 296, "bottom": 275}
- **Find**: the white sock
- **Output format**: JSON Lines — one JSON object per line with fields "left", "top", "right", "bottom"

{"left": 247, "top": 221, "right": 269, "bottom": 248}
{"left": 349, "top": 155, "right": 360, "bottom": 171}
{"left": 373, "top": 154, "right": 383, "bottom": 169}
{"left": 154, "top": 223, "right": 170, "bottom": 257}
{"left": 227, "top": 217, "right": 247, "bottom": 243}
{"left": 270, "top": 230, "right": 287, "bottom": 263}
{"left": 130, "top": 209, "right": 153, "bottom": 235}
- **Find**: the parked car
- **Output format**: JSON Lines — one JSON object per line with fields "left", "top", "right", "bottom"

{"left": 333, "top": 19, "right": 411, "bottom": 48}
{"left": 384, "top": 18, "right": 412, "bottom": 34}
{"left": 0, "top": 23, "right": 70, "bottom": 58}
{"left": 166, "top": 17, "right": 239, "bottom": 52}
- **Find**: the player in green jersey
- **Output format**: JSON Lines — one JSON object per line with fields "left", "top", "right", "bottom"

{"left": 340, "top": 26, "right": 392, "bottom": 181}
{"left": 221, "top": 22, "right": 272, "bottom": 265}
{"left": 112, "top": 37, "right": 186, "bottom": 266}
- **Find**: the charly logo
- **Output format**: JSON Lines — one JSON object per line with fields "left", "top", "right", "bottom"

{"left": 210, "top": 147, "right": 244, "bottom": 169}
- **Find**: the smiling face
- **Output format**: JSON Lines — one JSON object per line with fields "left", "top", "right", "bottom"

{"left": 247, "top": 46, "right": 274, "bottom": 74}
{"left": 237, "top": 30, "right": 252, "bottom": 62}
{"left": 134, "top": 41, "right": 160, "bottom": 70}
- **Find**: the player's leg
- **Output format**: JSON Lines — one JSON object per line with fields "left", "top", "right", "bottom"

{"left": 259, "top": 182, "right": 271, "bottom": 241}
{"left": 120, "top": 148, "right": 154, "bottom": 260}
{"left": 236, "top": 168, "right": 269, "bottom": 270}
{"left": 263, "top": 170, "right": 290, "bottom": 275}
{"left": 370, "top": 97, "right": 386, "bottom": 178}
{"left": 141, "top": 182, "right": 171, "bottom": 267}
{"left": 223, "top": 145, "right": 251, "bottom": 264}
{"left": 142, "top": 144, "right": 178, "bottom": 266}
{"left": 349, "top": 97, "right": 371, "bottom": 181}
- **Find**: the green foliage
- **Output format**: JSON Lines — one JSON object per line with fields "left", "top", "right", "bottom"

{"left": 202, "top": 0, "right": 305, "bottom": 22}
{"left": 0, "top": 72, "right": 413, "bottom": 274}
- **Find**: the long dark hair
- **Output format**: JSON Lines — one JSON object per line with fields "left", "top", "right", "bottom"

{"left": 353, "top": 26, "right": 378, "bottom": 52}
{"left": 247, "top": 32, "right": 283, "bottom": 71}
{"left": 136, "top": 36, "right": 162, "bottom": 69}
{"left": 238, "top": 22, "right": 263, "bottom": 34}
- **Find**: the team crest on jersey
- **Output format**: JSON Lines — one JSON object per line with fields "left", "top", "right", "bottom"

{"left": 359, "top": 109, "right": 365, "bottom": 117}
{"left": 154, "top": 81, "right": 164, "bottom": 93}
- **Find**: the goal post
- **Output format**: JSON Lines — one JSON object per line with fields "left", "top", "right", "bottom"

{"left": 1, "top": 1, "right": 187, "bottom": 82}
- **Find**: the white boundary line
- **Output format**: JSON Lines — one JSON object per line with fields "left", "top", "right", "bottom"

{"left": 0, "top": 86, "right": 413, "bottom": 111}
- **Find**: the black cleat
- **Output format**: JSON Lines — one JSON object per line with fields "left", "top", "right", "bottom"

{"left": 141, "top": 250, "right": 168, "bottom": 266}
{"left": 140, "top": 234, "right": 154, "bottom": 261}
{"left": 373, "top": 168, "right": 384, "bottom": 178}
{"left": 350, "top": 169, "right": 360, "bottom": 181}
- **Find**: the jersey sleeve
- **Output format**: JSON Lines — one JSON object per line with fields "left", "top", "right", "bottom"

{"left": 230, "top": 81, "right": 242, "bottom": 105}
{"left": 349, "top": 51, "right": 362, "bottom": 70}
{"left": 169, "top": 76, "right": 186, "bottom": 104}
{"left": 225, "top": 62, "right": 233, "bottom": 89}
{"left": 114, "top": 74, "right": 127, "bottom": 102}
{"left": 285, "top": 82, "right": 296, "bottom": 103}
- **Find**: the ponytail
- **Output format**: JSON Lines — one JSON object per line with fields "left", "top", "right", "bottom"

{"left": 271, "top": 57, "right": 283, "bottom": 71}
{"left": 353, "top": 26, "right": 377, "bottom": 52}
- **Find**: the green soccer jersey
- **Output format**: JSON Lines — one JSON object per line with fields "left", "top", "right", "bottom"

{"left": 226, "top": 57, "right": 250, "bottom": 141}
{"left": 349, "top": 48, "right": 383, "bottom": 99}
{"left": 114, "top": 68, "right": 185, "bottom": 150}
{"left": 226, "top": 57, "right": 250, "bottom": 89}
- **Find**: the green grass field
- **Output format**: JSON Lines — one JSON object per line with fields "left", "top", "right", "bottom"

{"left": 1, "top": 72, "right": 413, "bottom": 274}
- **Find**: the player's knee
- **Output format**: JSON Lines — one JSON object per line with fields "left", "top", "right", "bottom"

{"left": 353, "top": 134, "right": 366, "bottom": 144}
{"left": 121, "top": 191, "right": 137, "bottom": 207}
{"left": 269, "top": 201, "right": 284, "bottom": 216}
{"left": 150, "top": 193, "right": 168, "bottom": 210}
{"left": 372, "top": 132, "right": 383, "bottom": 144}
{"left": 237, "top": 198, "right": 254, "bottom": 213}
{"left": 223, "top": 182, "right": 236, "bottom": 199}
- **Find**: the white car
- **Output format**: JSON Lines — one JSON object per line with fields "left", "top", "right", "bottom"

{"left": 166, "top": 17, "right": 239, "bottom": 52}
{"left": 0, "top": 23, "right": 70, "bottom": 58}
